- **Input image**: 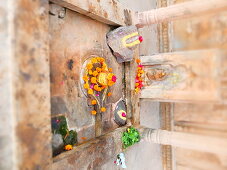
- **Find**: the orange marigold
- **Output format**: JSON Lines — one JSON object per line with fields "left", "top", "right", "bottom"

{"left": 96, "top": 67, "right": 101, "bottom": 72}
{"left": 107, "top": 73, "right": 114, "bottom": 80}
{"left": 91, "top": 77, "right": 97, "bottom": 84}
{"left": 107, "top": 92, "right": 112, "bottom": 96}
{"left": 136, "top": 59, "right": 141, "bottom": 64}
{"left": 91, "top": 58, "right": 98, "bottom": 63}
{"left": 108, "top": 81, "right": 114, "bottom": 86}
{"left": 139, "top": 70, "right": 144, "bottom": 74}
{"left": 64, "top": 144, "right": 73, "bottom": 151}
{"left": 84, "top": 83, "right": 89, "bottom": 89}
{"left": 108, "top": 68, "right": 113, "bottom": 72}
{"left": 94, "top": 85, "right": 100, "bottom": 91}
{"left": 91, "top": 110, "right": 97, "bottom": 115}
{"left": 101, "top": 107, "right": 106, "bottom": 112}
{"left": 99, "top": 57, "right": 105, "bottom": 62}
{"left": 135, "top": 83, "right": 139, "bottom": 87}
{"left": 88, "top": 70, "right": 93, "bottom": 75}
{"left": 88, "top": 89, "right": 93, "bottom": 95}
{"left": 83, "top": 76, "right": 89, "bottom": 81}
{"left": 86, "top": 63, "right": 93, "bottom": 70}
{"left": 135, "top": 87, "right": 140, "bottom": 93}
{"left": 91, "top": 100, "right": 97, "bottom": 105}
{"left": 92, "top": 71, "right": 98, "bottom": 77}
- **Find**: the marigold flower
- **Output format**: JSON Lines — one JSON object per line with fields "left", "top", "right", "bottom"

{"left": 108, "top": 81, "right": 114, "bottom": 86}
{"left": 88, "top": 89, "right": 93, "bottom": 95}
{"left": 107, "top": 73, "right": 114, "bottom": 80}
{"left": 86, "top": 63, "right": 93, "bottom": 70}
{"left": 91, "top": 77, "right": 97, "bottom": 84}
{"left": 139, "top": 70, "right": 144, "bottom": 74}
{"left": 99, "top": 57, "right": 105, "bottom": 62}
{"left": 137, "top": 73, "right": 141, "bottom": 77}
{"left": 108, "top": 68, "right": 113, "bottom": 72}
{"left": 65, "top": 144, "right": 73, "bottom": 151}
{"left": 101, "top": 86, "right": 106, "bottom": 90}
{"left": 91, "top": 100, "right": 97, "bottom": 105}
{"left": 89, "top": 70, "right": 93, "bottom": 75}
{"left": 91, "top": 110, "right": 97, "bottom": 115}
{"left": 91, "top": 58, "right": 98, "bottom": 63}
{"left": 84, "top": 83, "right": 89, "bottom": 89}
{"left": 92, "top": 71, "right": 98, "bottom": 77}
{"left": 96, "top": 67, "right": 101, "bottom": 72}
{"left": 135, "top": 87, "right": 140, "bottom": 93}
{"left": 136, "top": 59, "right": 141, "bottom": 64}
{"left": 94, "top": 85, "right": 100, "bottom": 91}
{"left": 135, "top": 83, "right": 139, "bottom": 87}
{"left": 96, "top": 57, "right": 101, "bottom": 62}
{"left": 107, "top": 92, "right": 112, "bottom": 96}
{"left": 101, "top": 107, "right": 106, "bottom": 112}
{"left": 83, "top": 76, "right": 89, "bottom": 81}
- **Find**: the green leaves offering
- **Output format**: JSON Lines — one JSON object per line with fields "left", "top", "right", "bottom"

{"left": 64, "top": 130, "right": 77, "bottom": 145}
{"left": 122, "top": 127, "right": 140, "bottom": 149}
{"left": 51, "top": 116, "right": 77, "bottom": 146}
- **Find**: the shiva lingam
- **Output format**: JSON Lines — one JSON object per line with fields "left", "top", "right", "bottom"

{"left": 83, "top": 56, "right": 117, "bottom": 115}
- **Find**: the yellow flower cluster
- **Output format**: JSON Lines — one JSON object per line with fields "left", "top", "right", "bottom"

{"left": 83, "top": 57, "right": 116, "bottom": 115}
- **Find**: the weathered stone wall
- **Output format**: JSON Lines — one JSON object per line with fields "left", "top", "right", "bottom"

{"left": 0, "top": 0, "right": 52, "bottom": 169}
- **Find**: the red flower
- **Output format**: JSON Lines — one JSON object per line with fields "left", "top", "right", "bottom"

{"left": 112, "top": 75, "right": 117, "bottom": 82}
{"left": 139, "top": 36, "right": 143, "bottom": 42}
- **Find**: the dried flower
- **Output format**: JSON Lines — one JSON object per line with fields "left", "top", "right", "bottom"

{"left": 64, "top": 144, "right": 73, "bottom": 151}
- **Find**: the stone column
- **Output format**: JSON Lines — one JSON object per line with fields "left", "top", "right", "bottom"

{"left": 140, "top": 128, "right": 227, "bottom": 155}
{"left": 135, "top": 0, "right": 227, "bottom": 27}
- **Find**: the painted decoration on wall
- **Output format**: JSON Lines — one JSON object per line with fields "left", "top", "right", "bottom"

{"left": 107, "top": 26, "right": 143, "bottom": 63}
{"left": 113, "top": 100, "right": 127, "bottom": 126}
{"left": 81, "top": 56, "right": 117, "bottom": 115}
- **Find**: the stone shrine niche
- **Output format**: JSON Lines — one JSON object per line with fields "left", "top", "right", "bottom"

{"left": 49, "top": 4, "right": 127, "bottom": 156}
